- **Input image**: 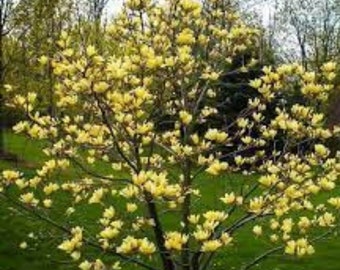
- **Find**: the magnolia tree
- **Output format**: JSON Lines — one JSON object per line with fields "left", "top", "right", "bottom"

{"left": 1, "top": 0, "right": 340, "bottom": 270}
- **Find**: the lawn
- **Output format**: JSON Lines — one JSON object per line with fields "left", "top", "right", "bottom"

{"left": 0, "top": 131, "right": 340, "bottom": 270}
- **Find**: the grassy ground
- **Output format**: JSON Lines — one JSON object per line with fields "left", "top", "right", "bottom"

{"left": 0, "top": 131, "right": 340, "bottom": 270}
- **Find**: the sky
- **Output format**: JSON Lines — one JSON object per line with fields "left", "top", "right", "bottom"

{"left": 250, "top": 2, "right": 275, "bottom": 25}
{"left": 106, "top": 0, "right": 124, "bottom": 16}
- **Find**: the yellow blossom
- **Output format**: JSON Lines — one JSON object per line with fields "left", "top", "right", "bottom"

{"left": 177, "top": 28, "right": 195, "bottom": 45}
{"left": 164, "top": 232, "right": 188, "bottom": 251}
{"left": 79, "top": 261, "right": 92, "bottom": 270}
{"left": 179, "top": 110, "right": 193, "bottom": 125}
{"left": 220, "top": 192, "right": 236, "bottom": 204}
{"left": 126, "top": 203, "right": 138, "bottom": 212}
{"left": 206, "top": 160, "right": 228, "bottom": 175}
{"left": 252, "top": 225, "right": 262, "bottom": 236}
{"left": 19, "top": 242, "right": 28, "bottom": 249}
{"left": 201, "top": 240, "right": 222, "bottom": 252}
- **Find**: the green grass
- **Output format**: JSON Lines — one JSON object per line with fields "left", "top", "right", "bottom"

{"left": 1, "top": 131, "right": 340, "bottom": 270}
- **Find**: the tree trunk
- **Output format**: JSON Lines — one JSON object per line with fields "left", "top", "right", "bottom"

{"left": 0, "top": 22, "right": 5, "bottom": 156}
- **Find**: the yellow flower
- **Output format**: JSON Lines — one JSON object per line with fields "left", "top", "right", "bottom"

{"left": 58, "top": 240, "right": 77, "bottom": 253}
{"left": 204, "top": 129, "right": 228, "bottom": 143}
{"left": 285, "top": 240, "right": 296, "bottom": 255}
{"left": 220, "top": 233, "right": 233, "bottom": 245}
{"left": 201, "top": 72, "right": 220, "bottom": 81}
{"left": 116, "top": 236, "right": 139, "bottom": 254}
{"left": 179, "top": 110, "right": 193, "bottom": 125}
{"left": 164, "top": 232, "right": 188, "bottom": 251}
{"left": 249, "top": 197, "right": 264, "bottom": 214}
{"left": 252, "top": 225, "right": 262, "bottom": 236}
{"left": 298, "top": 217, "right": 311, "bottom": 231}
{"left": 94, "top": 259, "right": 105, "bottom": 270}
{"left": 203, "top": 211, "right": 227, "bottom": 222}
{"left": 302, "top": 72, "right": 316, "bottom": 82}
{"left": 181, "top": 0, "right": 201, "bottom": 12}
{"left": 71, "top": 251, "right": 81, "bottom": 261}
{"left": 112, "top": 262, "right": 122, "bottom": 270}
{"left": 201, "top": 240, "right": 222, "bottom": 252}
{"left": 249, "top": 79, "right": 262, "bottom": 89}
{"left": 93, "top": 81, "right": 109, "bottom": 93}
{"left": 43, "top": 183, "right": 60, "bottom": 195}
{"left": 58, "top": 227, "right": 83, "bottom": 254}
{"left": 206, "top": 160, "right": 228, "bottom": 175}
{"left": 99, "top": 227, "right": 119, "bottom": 239}
{"left": 258, "top": 174, "right": 279, "bottom": 187}
{"left": 136, "top": 123, "right": 153, "bottom": 135}
{"left": 39, "top": 55, "right": 49, "bottom": 65}
{"left": 236, "top": 196, "right": 244, "bottom": 205}
{"left": 86, "top": 45, "right": 97, "bottom": 57}
{"left": 126, "top": 0, "right": 150, "bottom": 10}
{"left": 146, "top": 56, "right": 163, "bottom": 69}
{"left": 19, "top": 242, "right": 28, "bottom": 249}
{"left": 319, "top": 177, "right": 335, "bottom": 190}
{"left": 103, "top": 206, "right": 115, "bottom": 219}
{"left": 294, "top": 238, "right": 315, "bottom": 257}
{"left": 132, "top": 171, "right": 148, "bottom": 185}
{"left": 134, "top": 87, "right": 151, "bottom": 100}
{"left": 188, "top": 214, "right": 200, "bottom": 224}
{"left": 43, "top": 199, "right": 52, "bottom": 208}
{"left": 193, "top": 228, "right": 210, "bottom": 241}
{"left": 318, "top": 212, "right": 335, "bottom": 227}
{"left": 2, "top": 170, "right": 21, "bottom": 184}
{"left": 301, "top": 83, "right": 323, "bottom": 96}
{"left": 138, "top": 238, "right": 156, "bottom": 255}
{"left": 126, "top": 203, "right": 138, "bottom": 213}
{"left": 89, "top": 188, "right": 106, "bottom": 204}
{"left": 4, "top": 84, "right": 13, "bottom": 92}
{"left": 177, "top": 28, "right": 195, "bottom": 45}
{"left": 20, "top": 192, "right": 38, "bottom": 206}
{"left": 322, "top": 62, "right": 336, "bottom": 72}
{"left": 314, "top": 144, "right": 329, "bottom": 157}
{"left": 220, "top": 192, "right": 236, "bottom": 204}
{"left": 79, "top": 261, "right": 92, "bottom": 270}
{"left": 191, "top": 134, "right": 200, "bottom": 145}
{"left": 241, "top": 136, "right": 252, "bottom": 145}
{"left": 281, "top": 218, "right": 293, "bottom": 233}
{"left": 328, "top": 197, "right": 340, "bottom": 209}
{"left": 270, "top": 234, "right": 278, "bottom": 242}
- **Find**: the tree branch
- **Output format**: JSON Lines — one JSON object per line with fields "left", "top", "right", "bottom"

{"left": 0, "top": 192, "right": 158, "bottom": 270}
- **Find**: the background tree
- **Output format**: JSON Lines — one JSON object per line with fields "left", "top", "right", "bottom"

{"left": 0, "top": 0, "right": 15, "bottom": 155}
{"left": 8, "top": 0, "right": 75, "bottom": 117}
{"left": 73, "top": 0, "right": 109, "bottom": 51}
{"left": 269, "top": 0, "right": 340, "bottom": 68}
{"left": 257, "top": 0, "right": 340, "bottom": 130}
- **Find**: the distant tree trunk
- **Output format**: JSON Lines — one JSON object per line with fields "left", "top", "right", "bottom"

{"left": 0, "top": 1, "right": 7, "bottom": 156}
{"left": 47, "top": 10, "right": 56, "bottom": 118}
{"left": 0, "top": 0, "right": 15, "bottom": 156}
{"left": 0, "top": 32, "right": 5, "bottom": 155}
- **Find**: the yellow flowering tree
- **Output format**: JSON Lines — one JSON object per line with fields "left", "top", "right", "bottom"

{"left": 1, "top": 1, "right": 340, "bottom": 270}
